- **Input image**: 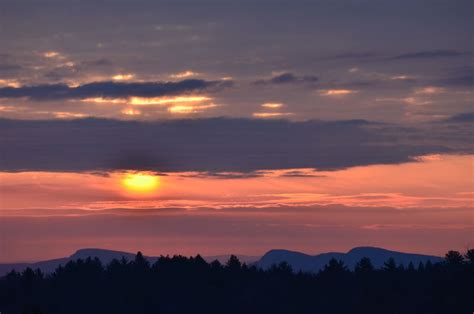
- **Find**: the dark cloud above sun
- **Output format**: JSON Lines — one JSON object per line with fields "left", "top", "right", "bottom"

{"left": 1, "top": 115, "right": 472, "bottom": 173}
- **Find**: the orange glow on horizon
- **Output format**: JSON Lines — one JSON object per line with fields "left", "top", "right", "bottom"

{"left": 0, "top": 154, "right": 472, "bottom": 212}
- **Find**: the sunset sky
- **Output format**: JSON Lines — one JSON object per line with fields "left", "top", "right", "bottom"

{"left": 0, "top": 0, "right": 473, "bottom": 262}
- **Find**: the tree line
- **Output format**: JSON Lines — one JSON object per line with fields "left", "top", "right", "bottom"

{"left": 0, "top": 249, "right": 473, "bottom": 314}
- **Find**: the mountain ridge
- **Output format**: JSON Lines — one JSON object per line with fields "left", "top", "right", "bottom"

{"left": 0, "top": 246, "right": 442, "bottom": 276}
{"left": 257, "top": 246, "right": 443, "bottom": 272}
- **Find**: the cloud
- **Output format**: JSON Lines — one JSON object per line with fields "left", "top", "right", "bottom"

{"left": 414, "top": 87, "right": 445, "bottom": 94}
{"left": 0, "top": 117, "right": 471, "bottom": 173}
{"left": 52, "top": 111, "right": 89, "bottom": 119}
{"left": 391, "top": 50, "right": 465, "bottom": 60}
{"left": 170, "top": 71, "right": 199, "bottom": 79}
{"left": 390, "top": 75, "right": 416, "bottom": 81}
{"left": 128, "top": 96, "right": 212, "bottom": 106}
{"left": 168, "top": 103, "right": 218, "bottom": 114}
{"left": 278, "top": 170, "right": 325, "bottom": 178}
{"left": 121, "top": 108, "right": 141, "bottom": 116}
{"left": 261, "top": 103, "right": 284, "bottom": 109}
{"left": 0, "top": 79, "right": 21, "bottom": 88}
{"left": 43, "top": 66, "right": 79, "bottom": 82}
{"left": 86, "top": 58, "right": 113, "bottom": 66}
{"left": 255, "top": 72, "right": 318, "bottom": 85}
{"left": 320, "top": 52, "right": 380, "bottom": 61}
{"left": 0, "top": 79, "right": 233, "bottom": 101}
{"left": 42, "top": 51, "right": 63, "bottom": 59}
{"left": 252, "top": 112, "right": 293, "bottom": 118}
{"left": 0, "top": 63, "right": 22, "bottom": 73}
{"left": 375, "top": 96, "right": 432, "bottom": 106}
{"left": 319, "top": 50, "right": 466, "bottom": 63}
{"left": 319, "top": 89, "right": 357, "bottom": 96}
{"left": 434, "top": 66, "right": 473, "bottom": 87}
{"left": 441, "top": 112, "right": 474, "bottom": 123}
{"left": 178, "top": 171, "right": 264, "bottom": 179}
{"left": 318, "top": 50, "right": 467, "bottom": 64}
{"left": 112, "top": 74, "right": 135, "bottom": 81}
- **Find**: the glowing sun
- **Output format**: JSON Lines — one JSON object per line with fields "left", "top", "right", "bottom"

{"left": 121, "top": 172, "right": 160, "bottom": 193}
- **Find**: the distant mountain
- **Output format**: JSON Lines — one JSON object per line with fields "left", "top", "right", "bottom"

{"left": 0, "top": 246, "right": 443, "bottom": 276}
{"left": 0, "top": 248, "right": 259, "bottom": 276}
{"left": 257, "top": 246, "right": 443, "bottom": 272}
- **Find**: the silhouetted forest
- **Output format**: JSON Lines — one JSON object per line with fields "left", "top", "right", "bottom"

{"left": 1, "top": 249, "right": 473, "bottom": 314}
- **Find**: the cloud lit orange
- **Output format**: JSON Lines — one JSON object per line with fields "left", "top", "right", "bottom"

{"left": 129, "top": 96, "right": 212, "bottom": 106}
{"left": 168, "top": 103, "right": 218, "bottom": 114}
{"left": 112, "top": 74, "right": 135, "bottom": 81}
{"left": 319, "top": 89, "right": 357, "bottom": 96}
{"left": 253, "top": 112, "right": 293, "bottom": 118}
{"left": 261, "top": 103, "right": 284, "bottom": 109}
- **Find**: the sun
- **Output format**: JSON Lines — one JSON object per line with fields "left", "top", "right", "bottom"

{"left": 121, "top": 172, "right": 160, "bottom": 193}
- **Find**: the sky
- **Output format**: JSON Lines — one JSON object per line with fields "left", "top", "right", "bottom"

{"left": 0, "top": 0, "right": 473, "bottom": 262}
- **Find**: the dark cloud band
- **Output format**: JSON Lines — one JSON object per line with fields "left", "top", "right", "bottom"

{"left": 391, "top": 50, "right": 465, "bottom": 60}
{"left": 0, "top": 116, "right": 471, "bottom": 173}
{"left": 254, "top": 72, "right": 318, "bottom": 86}
{"left": 0, "top": 79, "right": 233, "bottom": 101}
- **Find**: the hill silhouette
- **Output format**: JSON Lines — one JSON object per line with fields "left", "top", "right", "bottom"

{"left": 257, "top": 246, "right": 442, "bottom": 272}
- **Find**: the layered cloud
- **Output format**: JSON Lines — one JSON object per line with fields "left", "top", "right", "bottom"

{"left": 0, "top": 115, "right": 472, "bottom": 173}
{"left": 0, "top": 0, "right": 471, "bottom": 121}
{"left": 0, "top": 79, "right": 232, "bottom": 101}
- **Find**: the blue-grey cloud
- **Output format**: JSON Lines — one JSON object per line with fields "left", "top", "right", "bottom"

{"left": 255, "top": 72, "right": 318, "bottom": 85}
{"left": 0, "top": 63, "right": 22, "bottom": 72}
{"left": 441, "top": 112, "right": 474, "bottom": 123}
{"left": 0, "top": 116, "right": 471, "bottom": 173}
{"left": 318, "top": 50, "right": 467, "bottom": 63}
{"left": 319, "top": 52, "right": 380, "bottom": 61}
{"left": 0, "top": 79, "right": 233, "bottom": 101}
{"left": 391, "top": 50, "right": 465, "bottom": 60}
{"left": 433, "top": 66, "right": 473, "bottom": 87}
{"left": 81, "top": 58, "right": 113, "bottom": 67}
